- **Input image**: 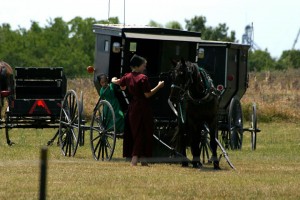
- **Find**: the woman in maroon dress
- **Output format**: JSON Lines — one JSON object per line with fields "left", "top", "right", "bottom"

{"left": 112, "top": 55, "right": 164, "bottom": 166}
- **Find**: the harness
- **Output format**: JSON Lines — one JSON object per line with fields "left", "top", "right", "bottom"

{"left": 169, "top": 64, "right": 219, "bottom": 123}
{"left": 185, "top": 65, "right": 217, "bottom": 104}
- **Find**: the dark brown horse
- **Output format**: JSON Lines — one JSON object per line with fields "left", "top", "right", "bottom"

{"left": 0, "top": 61, "right": 14, "bottom": 119}
{"left": 169, "top": 59, "right": 221, "bottom": 169}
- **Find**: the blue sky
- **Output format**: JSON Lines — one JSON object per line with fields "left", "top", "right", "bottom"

{"left": 1, "top": 0, "right": 300, "bottom": 59}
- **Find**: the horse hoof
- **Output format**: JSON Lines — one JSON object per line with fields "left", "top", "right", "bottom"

{"left": 213, "top": 161, "right": 221, "bottom": 170}
{"left": 182, "top": 162, "right": 189, "bottom": 167}
{"left": 192, "top": 161, "right": 203, "bottom": 169}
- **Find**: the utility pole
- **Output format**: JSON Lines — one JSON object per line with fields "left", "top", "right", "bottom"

{"left": 292, "top": 28, "right": 300, "bottom": 50}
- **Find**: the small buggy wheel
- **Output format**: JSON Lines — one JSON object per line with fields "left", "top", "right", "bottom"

{"left": 59, "top": 90, "right": 82, "bottom": 157}
{"left": 250, "top": 103, "right": 258, "bottom": 150}
{"left": 90, "top": 99, "right": 116, "bottom": 161}
{"left": 199, "top": 124, "right": 212, "bottom": 164}
{"left": 228, "top": 96, "right": 243, "bottom": 150}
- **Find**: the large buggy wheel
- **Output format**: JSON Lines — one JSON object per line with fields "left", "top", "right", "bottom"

{"left": 58, "top": 90, "right": 82, "bottom": 157}
{"left": 90, "top": 99, "right": 116, "bottom": 161}
{"left": 228, "top": 96, "right": 243, "bottom": 150}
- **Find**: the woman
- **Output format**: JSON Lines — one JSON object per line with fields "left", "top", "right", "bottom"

{"left": 112, "top": 55, "right": 164, "bottom": 166}
{"left": 98, "top": 73, "right": 124, "bottom": 133}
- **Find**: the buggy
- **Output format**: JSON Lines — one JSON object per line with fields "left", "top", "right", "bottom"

{"left": 0, "top": 67, "right": 66, "bottom": 145}
{"left": 53, "top": 24, "right": 260, "bottom": 168}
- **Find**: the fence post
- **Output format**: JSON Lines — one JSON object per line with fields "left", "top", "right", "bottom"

{"left": 39, "top": 146, "right": 48, "bottom": 200}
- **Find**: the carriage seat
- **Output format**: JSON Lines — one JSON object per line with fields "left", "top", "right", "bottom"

{"left": 0, "top": 90, "right": 11, "bottom": 97}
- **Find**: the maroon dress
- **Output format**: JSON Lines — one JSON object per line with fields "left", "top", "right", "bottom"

{"left": 120, "top": 72, "right": 153, "bottom": 158}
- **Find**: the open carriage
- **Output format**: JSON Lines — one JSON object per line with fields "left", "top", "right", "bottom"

{"left": 53, "top": 24, "right": 260, "bottom": 168}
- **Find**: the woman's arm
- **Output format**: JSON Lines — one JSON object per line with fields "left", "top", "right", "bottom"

{"left": 111, "top": 77, "right": 126, "bottom": 90}
{"left": 144, "top": 81, "right": 164, "bottom": 98}
{"left": 111, "top": 77, "right": 120, "bottom": 84}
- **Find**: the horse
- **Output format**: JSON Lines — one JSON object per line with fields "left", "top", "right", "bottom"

{"left": 0, "top": 61, "right": 14, "bottom": 120}
{"left": 168, "top": 59, "right": 221, "bottom": 169}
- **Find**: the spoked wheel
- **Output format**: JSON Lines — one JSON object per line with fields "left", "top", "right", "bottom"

{"left": 59, "top": 90, "right": 82, "bottom": 157}
{"left": 220, "top": 130, "right": 230, "bottom": 149}
{"left": 250, "top": 103, "right": 259, "bottom": 150}
{"left": 90, "top": 99, "right": 116, "bottom": 161}
{"left": 228, "top": 96, "right": 243, "bottom": 150}
{"left": 199, "top": 124, "right": 212, "bottom": 164}
{"left": 218, "top": 120, "right": 230, "bottom": 150}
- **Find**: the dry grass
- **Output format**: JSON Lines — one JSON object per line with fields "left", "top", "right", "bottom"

{"left": 68, "top": 69, "right": 300, "bottom": 123}
{"left": 242, "top": 68, "right": 300, "bottom": 122}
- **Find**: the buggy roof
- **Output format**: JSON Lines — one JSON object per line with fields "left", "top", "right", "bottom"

{"left": 197, "top": 40, "right": 251, "bottom": 50}
{"left": 92, "top": 24, "right": 202, "bottom": 42}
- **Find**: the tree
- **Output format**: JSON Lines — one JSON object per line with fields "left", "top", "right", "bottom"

{"left": 148, "top": 20, "right": 163, "bottom": 28}
{"left": 0, "top": 23, "right": 25, "bottom": 66}
{"left": 165, "top": 21, "right": 183, "bottom": 30}
{"left": 185, "top": 15, "right": 235, "bottom": 42}
{"left": 276, "top": 50, "right": 300, "bottom": 70}
{"left": 185, "top": 16, "right": 206, "bottom": 32}
{"left": 248, "top": 50, "right": 276, "bottom": 71}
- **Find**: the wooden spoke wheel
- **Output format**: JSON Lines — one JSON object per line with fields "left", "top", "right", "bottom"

{"left": 59, "top": 90, "right": 82, "bottom": 157}
{"left": 228, "top": 96, "right": 243, "bottom": 150}
{"left": 90, "top": 100, "right": 116, "bottom": 161}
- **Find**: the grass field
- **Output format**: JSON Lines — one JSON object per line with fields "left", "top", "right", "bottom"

{"left": 0, "top": 69, "right": 299, "bottom": 199}
{"left": 0, "top": 122, "right": 299, "bottom": 200}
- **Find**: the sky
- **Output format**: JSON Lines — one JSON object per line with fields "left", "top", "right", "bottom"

{"left": 1, "top": 0, "right": 300, "bottom": 59}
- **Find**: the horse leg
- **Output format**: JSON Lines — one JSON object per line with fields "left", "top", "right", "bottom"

{"left": 190, "top": 128, "right": 202, "bottom": 168}
{"left": 209, "top": 126, "right": 221, "bottom": 170}
{"left": 180, "top": 131, "right": 189, "bottom": 167}
{"left": 173, "top": 123, "right": 189, "bottom": 167}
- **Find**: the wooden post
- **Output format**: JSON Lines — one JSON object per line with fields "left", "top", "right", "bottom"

{"left": 39, "top": 146, "right": 48, "bottom": 200}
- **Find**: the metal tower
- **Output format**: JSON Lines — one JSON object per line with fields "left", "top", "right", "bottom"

{"left": 242, "top": 23, "right": 260, "bottom": 50}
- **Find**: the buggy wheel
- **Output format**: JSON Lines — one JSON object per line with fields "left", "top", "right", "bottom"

{"left": 59, "top": 90, "right": 82, "bottom": 157}
{"left": 219, "top": 129, "right": 230, "bottom": 150}
{"left": 90, "top": 100, "right": 116, "bottom": 161}
{"left": 250, "top": 103, "right": 258, "bottom": 150}
{"left": 199, "top": 124, "right": 212, "bottom": 164}
{"left": 228, "top": 96, "right": 243, "bottom": 150}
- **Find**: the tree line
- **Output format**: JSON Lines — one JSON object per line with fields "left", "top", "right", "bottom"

{"left": 1, "top": 15, "right": 299, "bottom": 77}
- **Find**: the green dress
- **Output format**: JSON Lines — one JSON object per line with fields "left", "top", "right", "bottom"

{"left": 100, "top": 83, "right": 124, "bottom": 133}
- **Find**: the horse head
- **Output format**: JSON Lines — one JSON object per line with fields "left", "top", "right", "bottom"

{"left": 169, "top": 58, "right": 208, "bottom": 104}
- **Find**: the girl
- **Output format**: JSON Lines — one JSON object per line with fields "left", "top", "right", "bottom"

{"left": 98, "top": 74, "right": 124, "bottom": 133}
{"left": 112, "top": 55, "right": 164, "bottom": 166}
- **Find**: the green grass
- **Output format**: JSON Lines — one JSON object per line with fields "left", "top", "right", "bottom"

{"left": 0, "top": 122, "right": 300, "bottom": 199}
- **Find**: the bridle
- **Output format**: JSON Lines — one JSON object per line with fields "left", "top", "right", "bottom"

{"left": 168, "top": 61, "right": 218, "bottom": 122}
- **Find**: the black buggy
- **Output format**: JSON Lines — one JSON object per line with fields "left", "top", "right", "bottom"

{"left": 0, "top": 67, "right": 67, "bottom": 145}
{"left": 53, "top": 24, "right": 260, "bottom": 168}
